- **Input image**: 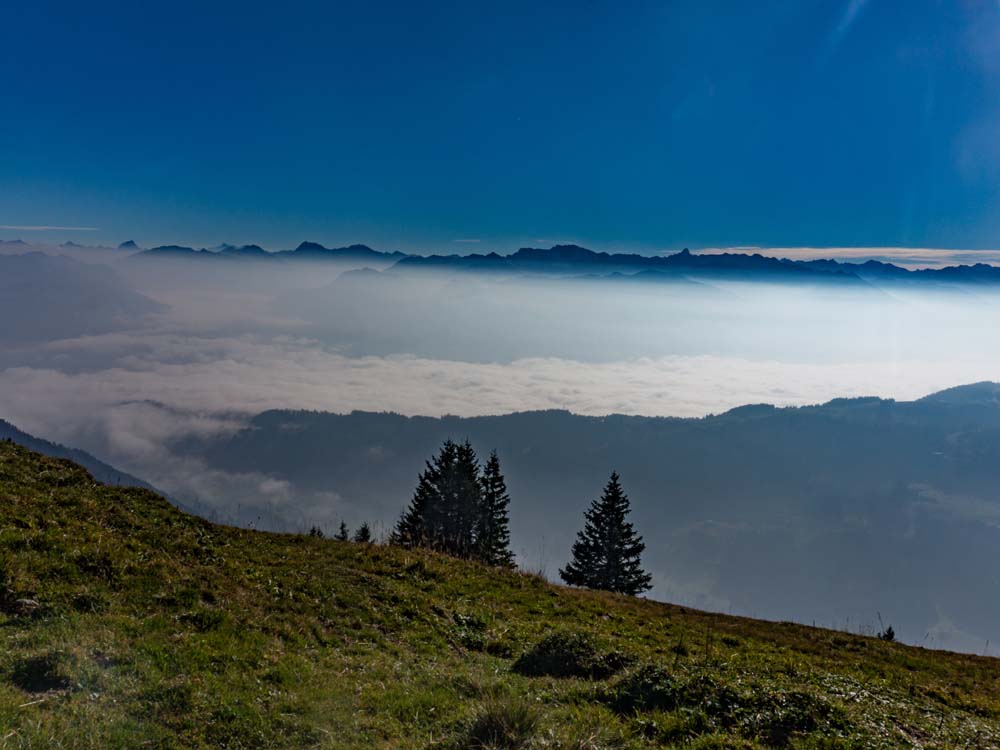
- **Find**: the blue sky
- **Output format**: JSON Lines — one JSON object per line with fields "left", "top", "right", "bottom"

{"left": 3, "top": 0, "right": 1000, "bottom": 252}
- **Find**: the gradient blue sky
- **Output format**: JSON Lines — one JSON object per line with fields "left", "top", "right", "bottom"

{"left": 3, "top": 0, "right": 1000, "bottom": 252}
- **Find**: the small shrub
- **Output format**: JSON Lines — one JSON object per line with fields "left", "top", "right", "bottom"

{"left": 740, "top": 690, "right": 839, "bottom": 747}
{"left": 606, "top": 665, "right": 682, "bottom": 713}
{"left": 462, "top": 695, "right": 539, "bottom": 750}
{"left": 513, "top": 632, "right": 631, "bottom": 679}
{"left": 453, "top": 611, "right": 488, "bottom": 651}
{"left": 877, "top": 625, "right": 895, "bottom": 642}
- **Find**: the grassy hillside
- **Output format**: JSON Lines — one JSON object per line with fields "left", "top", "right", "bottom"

{"left": 2, "top": 441, "right": 1000, "bottom": 749}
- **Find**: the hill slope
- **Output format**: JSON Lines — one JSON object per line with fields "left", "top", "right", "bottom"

{"left": 2, "top": 441, "right": 999, "bottom": 749}
{"left": 0, "top": 418, "right": 157, "bottom": 492}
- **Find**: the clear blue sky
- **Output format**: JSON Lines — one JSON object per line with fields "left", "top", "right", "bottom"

{"left": 3, "top": 1, "right": 1000, "bottom": 252}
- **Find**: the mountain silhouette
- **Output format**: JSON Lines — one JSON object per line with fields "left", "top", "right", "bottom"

{"left": 121, "top": 240, "right": 1000, "bottom": 285}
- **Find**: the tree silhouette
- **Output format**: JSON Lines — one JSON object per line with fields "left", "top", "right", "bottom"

{"left": 393, "top": 439, "right": 456, "bottom": 550}
{"left": 353, "top": 522, "right": 372, "bottom": 543}
{"left": 475, "top": 451, "right": 515, "bottom": 567}
{"left": 392, "top": 440, "right": 513, "bottom": 565}
{"left": 392, "top": 440, "right": 481, "bottom": 556}
{"left": 335, "top": 521, "right": 349, "bottom": 542}
{"left": 559, "top": 472, "right": 652, "bottom": 596}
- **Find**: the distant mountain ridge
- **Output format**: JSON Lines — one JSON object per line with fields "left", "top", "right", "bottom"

{"left": 395, "top": 244, "right": 1000, "bottom": 284}
{"left": 126, "top": 240, "right": 1000, "bottom": 284}
{"left": 135, "top": 241, "right": 407, "bottom": 263}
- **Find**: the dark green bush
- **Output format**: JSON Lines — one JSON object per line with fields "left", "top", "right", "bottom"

{"left": 513, "top": 631, "right": 631, "bottom": 679}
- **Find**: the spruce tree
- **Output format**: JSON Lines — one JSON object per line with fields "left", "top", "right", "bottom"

{"left": 559, "top": 472, "right": 652, "bottom": 596}
{"left": 449, "top": 440, "right": 483, "bottom": 558}
{"left": 475, "top": 451, "right": 515, "bottom": 567}
{"left": 353, "top": 522, "right": 372, "bottom": 543}
{"left": 392, "top": 440, "right": 481, "bottom": 557}
{"left": 335, "top": 520, "right": 349, "bottom": 542}
{"left": 392, "top": 439, "right": 456, "bottom": 549}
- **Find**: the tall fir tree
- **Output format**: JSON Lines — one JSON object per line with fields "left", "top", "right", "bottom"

{"left": 559, "top": 471, "right": 652, "bottom": 596}
{"left": 449, "top": 440, "right": 483, "bottom": 558}
{"left": 392, "top": 440, "right": 482, "bottom": 558}
{"left": 392, "top": 439, "right": 455, "bottom": 549}
{"left": 335, "top": 520, "right": 349, "bottom": 542}
{"left": 475, "top": 451, "right": 515, "bottom": 567}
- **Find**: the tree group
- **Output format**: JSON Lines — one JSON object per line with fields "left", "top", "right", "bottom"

{"left": 391, "top": 440, "right": 514, "bottom": 567}
{"left": 389, "top": 441, "right": 652, "bottom": 596}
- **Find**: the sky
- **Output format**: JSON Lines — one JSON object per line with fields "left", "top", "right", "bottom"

{"left": 3, "top": 1, "right": 1000, "bottom": 252}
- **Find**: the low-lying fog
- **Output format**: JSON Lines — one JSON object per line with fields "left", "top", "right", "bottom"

{"left": 5, "top": 240, "right": 1000, "bottom": 651}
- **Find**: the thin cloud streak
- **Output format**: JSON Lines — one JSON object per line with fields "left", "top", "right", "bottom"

{"left": 830, "top": 0, "right": 871, "bottom": 45}
{"left": 0, "top": 225, "right": 101, "bottom": 231}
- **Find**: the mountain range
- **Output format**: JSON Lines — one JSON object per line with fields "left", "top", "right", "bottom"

{"left": 129, "top": 241, "right": 1000, "bottom": 285}
{"left": 9, "top": 236, "right": 1000, "bottom": 285}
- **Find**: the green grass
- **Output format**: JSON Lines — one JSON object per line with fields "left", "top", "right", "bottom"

{"left": 1, "top": 440, "right": 1000, "bottom": 748}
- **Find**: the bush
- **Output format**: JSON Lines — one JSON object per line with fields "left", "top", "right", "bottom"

{"left": 606, "top": 665, "right": 684, "bottom": 713}
{"left": 513, "top": 632, "right": 631, "bottom": 679}
{"left": 877, "top": 625, "right": 895, "bottom": 642}
{"left": 462, "top": 695, "right": 539, "bottom": 749}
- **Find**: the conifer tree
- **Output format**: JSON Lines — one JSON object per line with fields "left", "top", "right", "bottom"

{"left": 392, "top": 439, "right": 494, "bottom": 560}
{"left": 335, "top": 521, "right": 349, "bottom": 542}
{"left": 353, "top": 522, "right": 372, "bottom": 543}
{"left": 449, "top": 440, "right": 483, "bottom": 557}
{"left": 475, "top": 451, "right": 515, "bottom": 567}
{"left": 559, "top": 472, "right": 652, "bottom": 596}
{"left": 392, "top": 439, "right": 457, "bottom": 549}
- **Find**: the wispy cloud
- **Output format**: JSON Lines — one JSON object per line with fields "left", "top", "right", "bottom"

{"left": 829, "top": 0, "right": 871, "bottom": 47}
{"left": 453, "top": 238, "right": 481, "bottom": 243}
{"left": 0, "top": 225, "right": 100, "bottom": 231}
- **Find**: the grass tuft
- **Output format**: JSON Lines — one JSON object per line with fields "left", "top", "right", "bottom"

{"left": 462, "top": 693, "right": 540, "bottom": 749}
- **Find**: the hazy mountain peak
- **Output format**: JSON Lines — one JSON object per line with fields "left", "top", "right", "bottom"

{"left": 295, "top": 240, "right": 327, "bottom": 252}
{"left": 919, "top": 381, "right": 1000, "bottom": 405}
{"left": 118, "top": 240, "right": 139, "bottom": 249}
